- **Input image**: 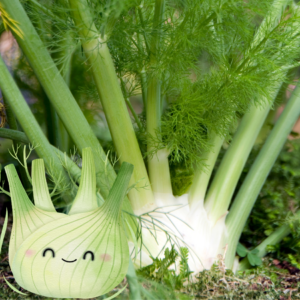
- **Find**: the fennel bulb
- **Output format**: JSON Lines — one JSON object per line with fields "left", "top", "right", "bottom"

{"left": 131, "top": 192, "right": 227, "bottom": 275}
{"left": 6, "top": 148, "right": 132, "bottom": 299}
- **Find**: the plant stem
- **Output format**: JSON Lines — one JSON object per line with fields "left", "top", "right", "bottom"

{"left": 140, "top": 69, "right": 147, "bottom": 112}
{"left": 0, "top": 0, "right": 116, "bottom": 198}
{"left": 204, "top": 97, "right": 274, "bottom": 224}
{"left": 125, "top": 97, "right": 143, "bottom": 132}
{"left": 188, "top": 132, "right": 224, "bottom": 209}
{"left": 225, "top": 81, "right": 300, "bottom": 269}
{"left": 2, "top": 95, "right": 18, "bottom": 131}
{"left": 0, "top": 55, "right": 71, "bottom": 195}
{"left": 137, "top": 6, "right": 150, "bottom": 55}
{"left": 68, "top": 0, "right": 154, "bottom": 212}
{"left": 135, "top": 9, "right": 147, "bottom": 112}
{"left": 43, "top": 93, "right": 60, "bottom": 147}
{"left": 51, "top": 6, "right": 74, "bottom": 152}
{"left": 146, "top": 0, "right": 172, "bottom": 196}
{"left": 32, "top": 2, "right": 62, "bottom": 150}
{"left": 238, "top": 223, "right": 292, "bottom": 271}
{"left": 120, "top": 79, "right": 143, "bottom": 131}
{"left": 2, "top": 95, "right": 31, "bottom": 190}
{"left": 0, "top": 128, "right": 30, "bottom": 144}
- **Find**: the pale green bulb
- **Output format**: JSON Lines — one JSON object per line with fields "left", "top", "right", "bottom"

{"left": 6, "top": 148, "right": 133, "bottom": 299}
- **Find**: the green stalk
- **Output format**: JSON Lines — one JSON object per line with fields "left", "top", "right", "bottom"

{"left": 140, "top": 69, "right": 147, "bottom": 112}
{"left": 2, "top": 95, "right": 31, "bottom": 190}
{"left": 135, "top": 9, "right": 147, "bottom": 112}
{"left": 238, "top": 222, "right": 292, "bottom": 271}
{"left": 43, "top": 93, "right": 60, "bottom": 147}
{"left": 68, "top": 0, "right": 154, "bottom": 212}
{"left": 188, "top": 132, "right": 224, "bottom": 208}
{"left": 120, "top": 79, "right": 143, "bottom": 131}
{"left": 0, "top": 55, "right": 71, "bottom": 195}
{"left": 51, "top": 5, "right": 73, "bottom": 152}
{"left": 204, "top": 98, "right": 274, "bottom": 223}
{"left": 0, "top": 128, "right": 30, "bottom": 144}
{"left": 0, "top": 0, "right": 115, "bottom": 198}
{"left": 225, "top": 81, "right": 300, "bottom": 269}
{"left": 2, "top": 95, "right": 18, "bottom": 131}
{"left": 32, "top": 2, "right": 62, "bottom": 150}
{"left": 146, "top": 0, "right": 172, "bottom": 195}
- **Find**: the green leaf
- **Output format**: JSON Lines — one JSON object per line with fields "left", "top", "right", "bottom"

{"left": 236, "top": 243, "right": 248, "bottom": 257}
{"left": 251, "top": 249, "right": 259, "bottom": 255}
{"left": 247, "top": 252, "right": 262, "bottom": 266}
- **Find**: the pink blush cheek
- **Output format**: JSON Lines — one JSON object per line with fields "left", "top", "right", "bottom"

{"left": 100, "top": 254, "right": 111, "bottom": 262}
{"left": 25, "top": 249, "right": 36, "bottom": 258}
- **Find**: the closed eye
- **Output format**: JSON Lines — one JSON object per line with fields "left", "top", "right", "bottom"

{"left": 42, "top": 248, "right": 55, "bottom": 258}
{"left": 83, "top": 251, "right": 94, "bottom": 261}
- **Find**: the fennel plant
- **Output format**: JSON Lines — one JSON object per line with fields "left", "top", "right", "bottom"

{"left": 1, "top": 0, "right": 300, "bottom": 297}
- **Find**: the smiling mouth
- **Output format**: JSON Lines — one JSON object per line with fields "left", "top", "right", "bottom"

{"left": 62, "top": 258, "right": 77, "bottom": 263}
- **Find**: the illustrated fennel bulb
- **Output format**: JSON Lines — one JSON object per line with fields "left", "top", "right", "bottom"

{"left": 6, "top": 148, "right": 133, "bottom": 299}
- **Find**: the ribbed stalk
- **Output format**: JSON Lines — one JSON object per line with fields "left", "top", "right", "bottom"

{"left": 189, "top": 132, "right": 224, "bottom": 209}
{"left": 225, "top": 81, "right": 300, "bottom": 269}
{"left": 0, "top": 0, "right": 115, "bottom": 198}
{"left": 204, "top": 98, "right": 274, "bottom": 224}
{"left": 0, "top": 55, "right": 71, "bottom": 195}
{"left": 146, "top": 0, "right": 172, "bottom": 195}
{"left": 68, "top": 0, "right": 154, "bottom": 212}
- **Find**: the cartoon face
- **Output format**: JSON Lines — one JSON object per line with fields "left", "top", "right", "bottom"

{"left": 11, "top": 212, "right": 129, "bottom": 299}
{"left": 41, "top": 248, "right": 96, "bottom": 262}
